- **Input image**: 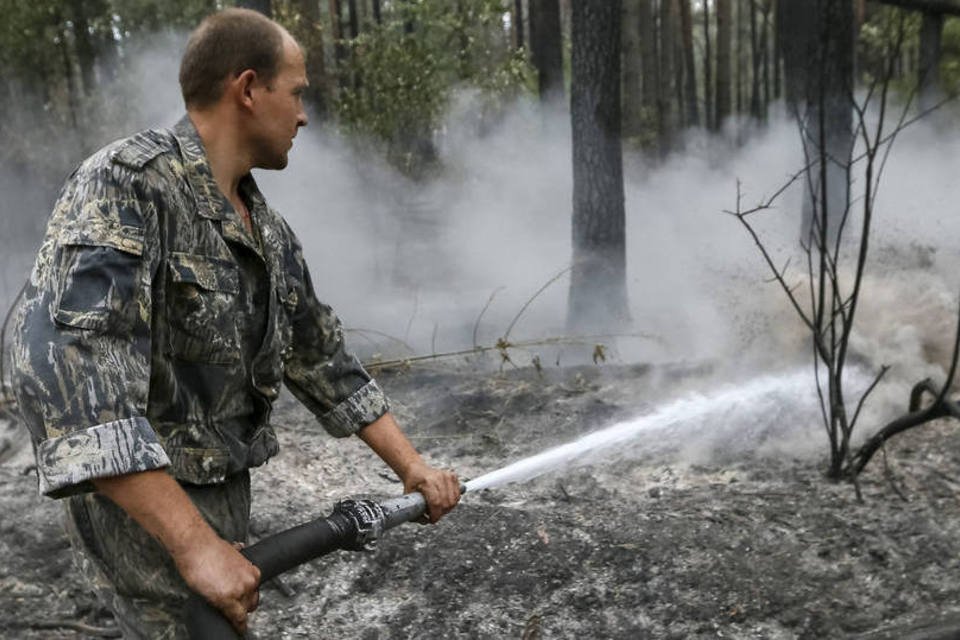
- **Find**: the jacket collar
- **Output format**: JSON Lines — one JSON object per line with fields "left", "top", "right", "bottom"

{"left": 172, "top": 115, "right": 229, "bottom": 221}
{"left": 171, "top": 116, "right": 270, "bottom": 255}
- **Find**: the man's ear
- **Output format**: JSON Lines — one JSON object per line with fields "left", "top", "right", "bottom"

{"left": 231, "top": 69, "right": 259, "bottom": 110}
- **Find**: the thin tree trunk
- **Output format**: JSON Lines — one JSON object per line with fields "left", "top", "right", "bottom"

{"left": 639, "top": 0, "right": 658, "bottom": 134}
{"left": 761, "top": 0, "right": 771, "bottom": 113}
{"left": 296, "top": 0, "right": 330, "bottom": 118}
{"left": 568, "top": 0, "right": 629, "bottom": 333}
{"left": 67, "top": 0, "right": 98, "bottom": 97}
{"left": 779, "top": 0, "right": 854, "bottom": 246}
{"left": 750, "top": 0, "right": 762, "bottom": 118}
{"left": 918, "top": 10, "right": 944, "bottom": 113}
{"left": 679, "top": 0, "right": 699, "bottom": 127}
{"left": 659, "top": 0, "right": 679, "bottom": 151}
{"left": 772, "top": 0, "right": 782, "bottom": 99}
{"left": 372, "top": 0, "right": 382, "bottom": 25}
{"left": 329, "top": 0, "right": 347, "bottom": 89}
{"left": 704, "top": 0, "right": 714, "bottom": 131}
{"left": 622, "top": 0, "right": 644, "bottom": 138}
{"left": 514, "top": 0, "right": 525, "bottom": 50}
{"left": 347, "top": 0, "right": 359, "bottom": 39}
{"left": 736, "top": 0, "right": 745, "bottom": 115}
{"left": 530, "top": 0, "right": 565, "bottom": 103}
{"left": 716, "top": 0, "right": 733, "bottom": 128}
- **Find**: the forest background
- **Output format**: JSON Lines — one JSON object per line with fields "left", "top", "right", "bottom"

{"left": 4, "top": 0, "right": 960, "bottom": 473}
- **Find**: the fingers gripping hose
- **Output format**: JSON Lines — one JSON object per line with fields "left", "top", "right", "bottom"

{"left": 184, "top": 492, "right": 428, "bottom": 639}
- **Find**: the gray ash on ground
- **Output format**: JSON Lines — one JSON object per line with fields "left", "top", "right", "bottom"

{"left": 1, "top": 362, "right": 960, "bottom": 639}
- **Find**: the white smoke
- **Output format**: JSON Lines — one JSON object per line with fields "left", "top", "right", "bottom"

{"left": 4, "top": 33, "right": 960, "bottom": 436}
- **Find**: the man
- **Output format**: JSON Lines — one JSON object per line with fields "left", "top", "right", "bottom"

{"left": 11, "top": 8, "right": 460, "bottom": 638}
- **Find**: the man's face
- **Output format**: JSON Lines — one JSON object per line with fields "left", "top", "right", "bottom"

{"left": 249, "top": 36, "right": 308, "bottom": 170}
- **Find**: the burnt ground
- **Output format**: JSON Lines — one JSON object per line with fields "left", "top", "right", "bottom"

{"left": 3, "top": 361, "right": 960, "bottom": 639}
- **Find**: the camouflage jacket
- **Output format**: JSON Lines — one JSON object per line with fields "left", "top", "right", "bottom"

{"left": 12, "top": 116, "right": 389, "bottom": 498}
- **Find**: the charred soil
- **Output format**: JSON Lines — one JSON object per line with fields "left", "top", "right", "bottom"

{"left": 2, "top": 362, "right": 960, "bottom": 639}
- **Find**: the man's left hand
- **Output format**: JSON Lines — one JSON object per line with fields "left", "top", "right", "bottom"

{"left": 402, "top": 462, "right": 460, "bottom": 523}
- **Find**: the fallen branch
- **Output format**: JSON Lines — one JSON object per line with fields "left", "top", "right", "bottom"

{"left": 364, "top": 332, "right": 658, "bottom": 372}
{"left": 21, "top": 619, "right": 121, "bottom": 638}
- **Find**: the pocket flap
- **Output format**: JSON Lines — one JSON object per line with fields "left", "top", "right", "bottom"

{"left": 61, "top": 222, "right": 145, "bottom": 256}
{"left": 167, "top": 252, "right": 239, "bottom": 294}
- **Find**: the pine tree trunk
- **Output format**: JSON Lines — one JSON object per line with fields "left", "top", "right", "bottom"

{"left": 679, "top": 0, "right": 699, "bottom": 127}
{"left": 716, "top": 0, "right": 732, "bottom": 128}
{"left": 329, "top": 0, "right": 348, "bottom": 90}
{"left": 779, "top": 0, "right": 854, "bottom": 246}
{"left": 67, "top": 0, "right": 98, "bottom": 97}
{"left": 749, "top": 0, "right": 762, "bottom": 118}
{"left": 736, "top": 0, "right": 745, "bottom": 115}
{"left": 297, "top": 0, "right": 330, "bottom": 119}
{"left": 529, "top": 0, "right": 564, "bottom": 103}
{"left": 514, "top": 0, "right": 525, "bottom": 50}
{"left": 622, "top": 0, "right": 644, "bottom": 139}
{"left": 919, "top": 10, "right": 944, "bottom": 113}
{"left": 568, "top": 0, "right": 629, "bottom": 333}
{"left": 530, "top": 0, "right": 565, "bottom": 103}
{"left": 761, "top": 0, "right": 771, "bottom": 112}
{"left": 639, "top": 0, "right": 658, "bottom": 134}
{"left": 704, "top": 0, "right": 714, "bottom": 130}
{"left": 772, "top": 0, "right": 782, "bottom": 99}
{"left": 659, "top": 0, "right": 679, "bottom": 152}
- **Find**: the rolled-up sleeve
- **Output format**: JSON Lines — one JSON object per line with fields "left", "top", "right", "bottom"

{"left": 279, "top": 228, "right": 390, "bottom": 437}
{"left": 12, "top": 159, "right": 169, "bottom": 498}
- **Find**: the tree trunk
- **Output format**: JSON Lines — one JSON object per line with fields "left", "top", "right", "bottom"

{"left": 622, "top": 0, "right": 644, "bottom": 138}
{"left": 716, "top": 0, "right": 732, "bottom": 128}
{"left": 67, "top": 0, "right": 98, "bottom": 97}
{"left": 736, "top": 0, "right": 745, "bottom": 115}
{"left": 238, "top": 0, "right": 272, "bottom": 15}
{"left": 772, "top": 0, "right": 782, "bottom": 99}
{"left": 347, "top": 0, "right": 359, "bottom": 39}
{"left": 749, "top": 0, "right": 762, "bottom": 118}
{"left": 639, "top": 0, "right": 658, "bottom": 134}
{"left": 779, "top": 0, "right": 854, "bottom": 247}
{"left": 372, "top": 0, "right": 382, "bottom": 25}
{"left": 513, "top": 0, "right": 525, "bottom": 50}
{"left": 659, "top": 0, "right": 679, "bottom": 152}
{"left": 329, "top": 0, "right": 347, "bottom": 88}
{"left": 297, "top": 0, "right": 330, "bottom": 118}
{"left": 568, "top": 0, "right": 629, "bottom": 334}
{"left": 530, "top": 0, "right": 565, "bottom": 104}
{"left": 703, "top": 0, "right": 714, "bottom": 131}
{"left": 918, "top": 10, "right": 944, "bottom": 113}
{"left": 679, "top": 0, "right": 699, "bottom": 127}
{"left": 761, "top": 0, "right": 771, "bottom": 112}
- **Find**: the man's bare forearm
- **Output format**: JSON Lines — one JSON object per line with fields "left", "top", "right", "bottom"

{"left": 358, "top": 412, "right": 461, "bottom": 522}
{"left": 93, "top": 469, "right": 216, "bottom": 557}
{"left": 92, "top": 470, "right": 261, "bottom": 633}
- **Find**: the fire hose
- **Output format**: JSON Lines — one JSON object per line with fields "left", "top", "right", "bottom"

{"left": 184, "top": 487, "right": 464, "bottom": 639}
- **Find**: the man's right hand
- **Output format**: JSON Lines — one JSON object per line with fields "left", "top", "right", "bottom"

{"left": 93, "top": 469, "right": 261, "bottom": 634}
{"left": 173, "top": 530, "right": 261, "bottom": 634}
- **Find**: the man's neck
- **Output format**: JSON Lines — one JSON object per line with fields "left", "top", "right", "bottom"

{"left": 187, "top": 109, "right": 251, "bottom": 203}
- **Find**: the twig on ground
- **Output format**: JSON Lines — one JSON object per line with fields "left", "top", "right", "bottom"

{"left": 21, "top": 619, "right": 121, "bottom": 638}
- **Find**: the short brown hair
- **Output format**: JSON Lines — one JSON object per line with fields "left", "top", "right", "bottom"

{"left": 179, "top": 8, "right": 285, "bottom": 109}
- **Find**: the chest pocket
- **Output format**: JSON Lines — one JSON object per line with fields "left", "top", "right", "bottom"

{"left": 166, "top": 252, "right": 241, "bottom": 365}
